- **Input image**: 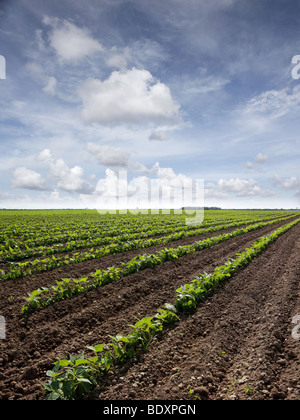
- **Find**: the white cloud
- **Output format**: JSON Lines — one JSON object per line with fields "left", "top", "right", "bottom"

{"left": 56, "top": 165, "right": 93, "bottom": 194}
{"left": 78, "top": 68, "right": 181, "bottom": 126}
{"left": 11, "top": 167, "right": 48, "bottom": 191}
{"left": 204, "top": 177, "right": 275, "bottom": 200}
{"left": 104, "top": 39, "right": 168, "bottom": 71}
{"left": 127, "top": 39, "right": 169, "bottom": 70}
{"left": 149, "top": 131, "right": 169, "bottom": 141}
{"left": 43, "top": 76, "right": 57, "bottom": 95}
{"left": 273, "top": 175, "right": 300, "bottom": 191}
{"left": 38, "top": 148, "right": 52, "bottom": 162}
{"left": 43, "top": 17, "right": 103, "bottom": 63}
{"left": 152, "top": 162, "right": 192, "bottom": 187}
{"left": 234, "top": 85, "right": 300, "bottom": 134}
{"left": 204, "top": 182, "right": 228, "bottom": 200}
{"left": 243, "top": 86, "right": 300, "bottom": 120}
{"left": 179, "top": 74, "right": 230, "bottom": 97}
{"left": 218, "top": 178, "right": 260, "bottom": 196}
{"left": 105, "top": 46, "right": 131, "bottom": 69}
{"left": 282, "top": 177, "right": 300, "bottom": 190}
{"left": 273, "top": 175, "right": 300, "bottom": 201}
{"left": 255, "top": 153, "right": 268, "bottom": 163}
{"left": 35, "top": 29, "right": 47, "bottom": 52}
{"left": 244, "top": 153, "right": 268, "bottom": 171}
{"left": 0, "top": 192, "right": 29, "bottom": 202}
{"left": 86, "top": 142, "right": 131, "bottom": 168}
{"left": 217, "top": 177, "right": 272, "bottom": 197}
{"left": 95, "top": 165, "right": 203, "bottom": 209}
{"left": 26, "top": 62, "right": 57, "bottom": 95}
{"left": 38, "top": 148, "right": 94, "bottom": 194}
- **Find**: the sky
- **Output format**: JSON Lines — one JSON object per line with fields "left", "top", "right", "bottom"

{"left": 1, "top": 0, "right": 300, "bottom": 210}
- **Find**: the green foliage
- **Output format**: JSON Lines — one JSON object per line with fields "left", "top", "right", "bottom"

{"left": 31, "top": 212, "right": 299, "bottom": 400}
{"left": 42, "top": 306, "right": 179, "bottom": 400}
{"left": 1, "top": 211, "right": 296, "bottom": 282}
{"left": 21, "top": 214, "right": 299, "bottom": 314}
{"left": 175, "top": 218, "right": 300, "bottom": 312}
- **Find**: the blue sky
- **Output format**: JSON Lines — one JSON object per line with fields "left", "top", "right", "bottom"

{"left": 1, "top": 0, "right": 300, "bottom": 209}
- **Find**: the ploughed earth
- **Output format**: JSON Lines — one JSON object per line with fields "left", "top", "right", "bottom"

{"left": 1, "top": 217, "right": 300, "bottom": 400}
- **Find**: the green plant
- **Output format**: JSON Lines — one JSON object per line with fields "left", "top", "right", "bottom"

{"left": 42, "top": 353, "right": 99, "bottom": 400}
{"left": 42, "top": 305, "right": 179, "bottom": 400}
{"left": 243, "top": 384, "right": 254, "bottom": 395}
{"left": 175, "top": 218, "right": 300, "bottom": 313}
{"left": 226, "top": 378, "right": 237, "bottom": 399}
{"left": 21, "top": 216, "right": 299, "bottom": 314}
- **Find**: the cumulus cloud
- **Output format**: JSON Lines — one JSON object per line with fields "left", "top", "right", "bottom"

{"left": 86, "top": 142, "right": 131, "bottom": 168}
{"left": 149, "top": 131, "right": 169, "bottom": 141}
{"left": 78, "top": 68, "right": 181, "bottom": 126}
{"left": 43, "top": 17, "right": 103, "bottom": 63}
{"left": 56, "top": 165, "right": 94, "bottom": 194}
{"left": 38, "top": 149, "right": 94, "bottom": 194}
{"left": 245, "top": 153, "right": 269, "bottom": 171}
{"left": 95, "top": 164, "right": 203, "bottom": 210}
{"left": 205, "top": 177, "right": 273, "bottom": 198}
{"left": 255, "top": 152, "right": 268, "bottom": 163}
{"left": 273, "top": 175, "right": 300, "bottom": 201}
{"left": 11, "top": 167, "right": 48, "bottom": 191}
{"left": 273, "top": 175, "right": 300, "bottom": 191}
{"left": 218, "top": 177, "right": 262, "bottom": 197}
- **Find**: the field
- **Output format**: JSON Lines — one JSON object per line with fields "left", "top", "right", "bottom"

{"left": 0, "top": 209, "right": 300, "bottom": 400}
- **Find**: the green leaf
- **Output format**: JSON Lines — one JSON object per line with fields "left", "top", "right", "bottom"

{"left": 134, "top": 317, "right": 153, "bottom": 328}
{"left": 58, "top": 359, "right": 72, "bottom": 367}
{"left": 164, "top": 303, "right": 178, "bottom": 313}
{"left": 44, "top": 392, "right": 61, "bottom": 400}
{"left": 69, "top": 353, "right": 85, "bottom": 364}
{"left": 74, "top": 358, "right": 90, "bottom": 366}
{"left": 61, "top": 381, "right": 74, "bottom": 399}
{"left": 77, "top": 378, "right": 92, "bottom": 384}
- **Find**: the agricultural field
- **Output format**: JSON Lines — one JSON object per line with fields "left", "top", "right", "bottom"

{"left": 0, "top": 209, "right": 300, "bottom": 400}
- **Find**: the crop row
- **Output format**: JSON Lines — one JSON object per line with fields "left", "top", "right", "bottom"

{"left": 0, "top": 210, "right": 190, "bottom": 246}
{"left": 0, "top": 210, "right": 292, "bottom": 250}
{"left": 175, "top": 217, "right": 300, "bottom": 311}
{"left": 2, "top": 213, "right": 294, "bottom": 282}
{"left": 1, "top": 210, "right": 287, "bottom": 254}
{"left": 21, "top": 215, "right": 295, "bottom": 314}
{"left": 42, "top": 217, "right": 300, "bottom": 400}
{"left": 2, "top": 214, "right": 295, "bottom": 281}
{"left": 0, "top": 214, "right": 264, "bottom": 261}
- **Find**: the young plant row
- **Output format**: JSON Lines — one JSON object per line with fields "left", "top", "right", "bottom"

{"left": 1, "top": 211, "right": 284, "bottom": 260}
{"left": 0, "top": 215, "right": 241, "bottom": 262}
{"left": 175, "top": 217, "right": 300, "bottom": 312}
{"left": 42, "top": 217, "right": 300, "bottom": 400}
{"left": 42, "top": 305, "right": 179, "bottom": 400}
{"left": 1, "top": 210, "right": 291, "bottom": 252}
{"left": 21, "top": 216, "right": 294, "bottom": 314}
{"left": 0, "top": 210, "right": 188, "bottom": 248}
{"left": 3, "top": 214, "right": 295, "bottom": 282}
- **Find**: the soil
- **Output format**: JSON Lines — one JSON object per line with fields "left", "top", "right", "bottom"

{"left": 0, "top": 217, "right": 300, "bottom": 400}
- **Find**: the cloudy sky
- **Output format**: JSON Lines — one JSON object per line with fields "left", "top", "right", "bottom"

{"left": 1, "top": 0, "right": 300, "bottom": 209}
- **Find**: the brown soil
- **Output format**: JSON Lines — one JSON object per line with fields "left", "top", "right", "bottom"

{"left": 0, "top": 217, "right": 300, "bottom": 400}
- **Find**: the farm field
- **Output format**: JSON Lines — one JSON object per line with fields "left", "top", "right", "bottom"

{"left": 0, "top": 209, "right": 300, "bottom": 400}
